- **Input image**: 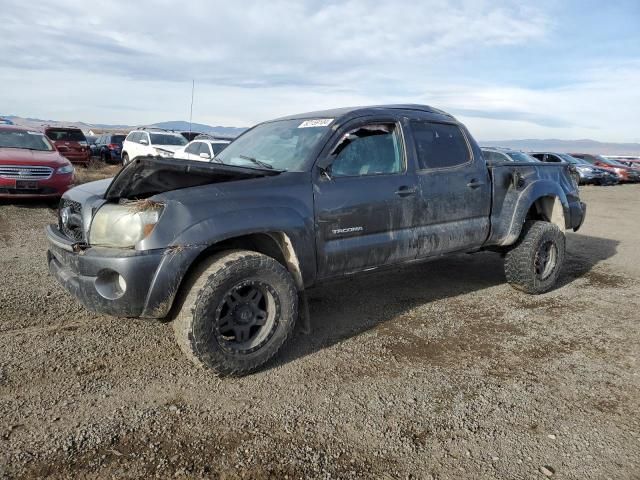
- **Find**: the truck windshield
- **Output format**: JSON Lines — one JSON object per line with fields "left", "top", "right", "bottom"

{"left": 215, "top": 119, "right": 331, "bottom": 171}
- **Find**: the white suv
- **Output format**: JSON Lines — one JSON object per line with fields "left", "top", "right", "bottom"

{"left": 121, "top": 129, "right": 188, "bottom": 165}
{"left": 174, "top": 137, "right": 231, "bottom": 162}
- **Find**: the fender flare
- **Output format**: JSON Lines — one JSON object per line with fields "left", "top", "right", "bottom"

{"left": 501, "top": 180, "right": 569, "bottom": 246}
{"left": 141, "top": 208, "right": 313, "bottom": 318}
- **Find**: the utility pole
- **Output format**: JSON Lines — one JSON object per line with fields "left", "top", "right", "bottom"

{"left": 188, "top": 79, "right": 195, "bottom": 137}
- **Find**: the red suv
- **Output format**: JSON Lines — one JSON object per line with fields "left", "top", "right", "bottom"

{"left": 44, "top": 127, "right": 90, "bottom": 165}
{"left": 0, "top": 125, "right": 75, "bottom": 199}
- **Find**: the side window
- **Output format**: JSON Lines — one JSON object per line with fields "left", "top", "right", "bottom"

{"left": 141, "top": 133, "right": 150, "bottom": 145}
{"left": 483, "top": 151, "right": 499, "bottom": 163}
{"left": 129, "top": 132, "right": 141, "bottom": 143}
{"left": 198, "top": 142, "right": 212, "bottom": 156}
{"left": 330, "top": 123, "right": 403, "bottom": 177}
{"left": 410, "top": 121, "right": 470, "bottom": 169}
{"left": 548, "top": 154, "right": 562, "bottom": 162}
{"left": 185, "top": 142, "right": 200, "bottom": 154}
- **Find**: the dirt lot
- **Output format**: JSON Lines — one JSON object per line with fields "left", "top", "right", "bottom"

{"left": 1, "top": 184, "right": 639, "bottom": 479}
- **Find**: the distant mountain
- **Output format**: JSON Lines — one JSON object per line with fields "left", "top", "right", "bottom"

{"left": 2, "top": 115, "right": 247, "bottom": 137}
{"left": 150, "top": 121, "right": 246, "bottom": 137}
{"left": 480, "top": 139, "right": 640, "bottom": 156}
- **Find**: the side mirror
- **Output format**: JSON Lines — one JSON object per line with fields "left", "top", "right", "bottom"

{"left": 199, "top": 152, "right": 211, "bottom": 159}
{"left": 140, "top": 139, "right": 148, "bottom": 145}
{"left": 317, "top": 162, "right": 332, "bottom": 181}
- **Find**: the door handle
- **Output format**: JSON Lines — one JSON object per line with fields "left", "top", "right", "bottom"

{"left": 467, "top": 179, "right": 484, "bottom": 188}
{"left": 395, "top": 186, "right": 418, "bottom": 197}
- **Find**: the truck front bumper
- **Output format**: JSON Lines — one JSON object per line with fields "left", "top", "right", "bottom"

{"left": 46, "top": 224, "right": 202, "bottom": 318}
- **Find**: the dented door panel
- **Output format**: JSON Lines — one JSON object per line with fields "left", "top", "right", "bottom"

{"left": 314, "top": 173, "right": 420, "bottom": 277}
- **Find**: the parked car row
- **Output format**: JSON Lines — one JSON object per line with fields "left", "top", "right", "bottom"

{"left": 119, "top": 128, "right": 232, "bottom": 165}
{"left": 83, "top": 127, "right": 232, "bottom": 165}
{"left": 1, "top": 112, "right": 638, "bottom": 201}
{"left": 480, "top": 146, "right": 640, "bottom": 185}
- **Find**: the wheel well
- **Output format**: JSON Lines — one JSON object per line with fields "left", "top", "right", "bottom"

{"left": 188, "top": 233, "right": 303, "bottom": 290}
{"left": 526, "top": 196, "right": 565, "bottom": 231}
{"left": 163, "top": 232, "right": 304, "bottom": 322}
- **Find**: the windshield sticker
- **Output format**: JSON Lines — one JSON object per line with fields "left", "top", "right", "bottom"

{"left": 298, "top": 119, "right": 334, "bottom": 128}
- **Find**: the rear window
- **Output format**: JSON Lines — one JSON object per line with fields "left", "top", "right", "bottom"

{"left": 111, "top": 135, "right": 126, "bottom": 143}
{"left": 409, "top": 121, "right": 470, "bottom": 169}
{"left": 149, "top": 133, "right": 187, "bottom": 146}
{"left": 0, "top": 130, "right": 54, "bottom": 151}
{"left": 46, "top": 129, "right": 86, "bottom": 142}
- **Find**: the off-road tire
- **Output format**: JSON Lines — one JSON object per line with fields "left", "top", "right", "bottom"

{"left": 504, "top": 221, "right": 565, "bottom": 294}
{"left": 173, "top": 250, "right": 298, "bottom": 376}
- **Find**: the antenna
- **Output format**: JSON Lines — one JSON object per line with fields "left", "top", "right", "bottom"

{"left": 188, "top": 79, "right": 195, "bottom": 137}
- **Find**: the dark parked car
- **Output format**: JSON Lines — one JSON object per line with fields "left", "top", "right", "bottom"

{"left": 530, "top": 152, "right": 617, "bottom": 185}
{"left": 481, "top": 147, "right": 540, "bottom": 164}
{"left": 94, "top": 133, "right": 127, "bottom": 163}
{"left": 86, "top": 135, "right": 98, "bottom": 157}
{"left": 44, "top": 127, "right": 90, "bottom": 166}
{"left": 571, "top": 153, "right": 640, "bottom": 183}
{"left": 0, "top": 125, "right": 74, "bottom": 199}
{"left": 47, "top": 104, "right": 585, "bottom": 376}
{"left": 181, "top": 131, "right": 203, "bottom": 141}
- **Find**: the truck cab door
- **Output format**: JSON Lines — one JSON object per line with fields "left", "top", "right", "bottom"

{"left": 313, "top": 119, "right": 420, "bottom": 278}
{"left": 408, "top": 120, "right": 492, "bottom": 257}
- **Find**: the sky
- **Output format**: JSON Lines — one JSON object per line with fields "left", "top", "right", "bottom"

{"left": 1, "top": 0, "right": 639, "bottom": 141}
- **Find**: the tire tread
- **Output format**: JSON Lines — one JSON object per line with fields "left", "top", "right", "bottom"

{"left": 173, "top": 250, "right": 297, "bottom": 376}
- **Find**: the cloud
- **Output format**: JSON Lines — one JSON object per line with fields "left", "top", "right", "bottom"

{"left": 0, "top": 0, "right": 548, "bottom": 86}
{"left": 0, "top": 0, "right": 638, "bottom": 142}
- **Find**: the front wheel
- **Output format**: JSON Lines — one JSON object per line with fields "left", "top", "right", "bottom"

{"left": 173, "top": 250, "right": 298, "bottom": 376}
{"left": 504, "top": 221, "right": 565, "bottom": 294}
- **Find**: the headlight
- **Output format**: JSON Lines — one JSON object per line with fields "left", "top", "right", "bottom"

{"left": 57, "top": 164, "right": 75, "bottom": 175}
{"left": 154, "top": 148, "right": 174, "bottom": 158}
{"left": 89, "top": 202, "right": 164, "bottom": 248}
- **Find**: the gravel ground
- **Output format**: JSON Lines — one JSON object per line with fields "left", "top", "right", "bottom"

{"left": 0, "top": 185, "right": 639, "bottom": 479}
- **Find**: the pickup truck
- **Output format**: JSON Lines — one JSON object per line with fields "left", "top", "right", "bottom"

{"left": 46, "top": 104, "right": 586, "bottom": 376}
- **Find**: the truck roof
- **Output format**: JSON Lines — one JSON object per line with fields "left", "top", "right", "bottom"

{"left": 271, "top": 104, "right": 456, "bottom": 123}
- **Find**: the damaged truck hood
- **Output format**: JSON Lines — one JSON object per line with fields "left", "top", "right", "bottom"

{"left": 105, "top": 157, "right": 281, "bottom": 201}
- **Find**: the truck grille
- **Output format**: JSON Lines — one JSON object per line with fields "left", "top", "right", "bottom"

{"left": 58, "top": 198, "right": 84, "bottom": 242}
{"left": 0, "top": 165, "right": 54, "bottom": 179}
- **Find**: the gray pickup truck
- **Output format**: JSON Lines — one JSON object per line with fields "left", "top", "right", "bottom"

{"left": 47, "top": 105, "right": 585, "bottom": 376}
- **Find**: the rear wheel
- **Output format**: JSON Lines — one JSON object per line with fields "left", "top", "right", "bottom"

{"left": 504, "top": 221, "right": 565, "bottom": 294}
{"left": 173, "top": 250, "right": 298, "bottom": 376}
{"left": 122, "top": 153, "right": 129, "bottom": 166}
